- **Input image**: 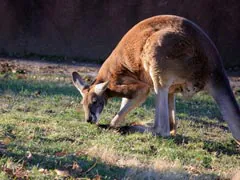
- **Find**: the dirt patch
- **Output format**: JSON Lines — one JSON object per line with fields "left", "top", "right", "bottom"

{"left": 0, "top": 58, "right": 99, "bottom": 75}
{"left": 0, "top": 58, "right": 100, "bottom": 84}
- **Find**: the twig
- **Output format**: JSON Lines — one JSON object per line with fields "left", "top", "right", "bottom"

{"left": 82, "top": 160, "right": 97, "bottom": 175}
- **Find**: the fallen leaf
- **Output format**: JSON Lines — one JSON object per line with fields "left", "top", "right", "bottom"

{"left": 2, "top": 167, "right": 13, "bottom": 176}
{"left": 55, "top": 169, "right": 70, "bottom": 177}
{"left": 93, "top": 175, "right": 101, "bottom": 180}
{"left": 39, "top": 168, "right": 45, "bottom": 173}
{"left": 72, "top": 161, "right": 82, "bottom": 171}
{"left": 72, "top": 161, "right": 83, "bottom": 175}
{"left": 27, "top": 135, "right": 34, "bottom": 140}
{"left": 15, "top": 167, "right": 28, "bottom": 178}
{"left": 3, "top": 137, "right": 11, "bottom": 145}
{"left": 55, "top": 151, "right": 67, "bottom": 157}
{"left": 26, "top": 151, "right": 33, "bottom": 159}
{"left": 2, "top": 162, "right": 28, "bottom": 179}
{"left": 39, "top": 168, "right": 48, "bottom": 174}
{"left": 185, "top": 166, "right": 201, "bottom": 175}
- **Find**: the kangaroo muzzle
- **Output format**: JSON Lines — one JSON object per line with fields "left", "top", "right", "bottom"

{"left": 86, "top": 114, "right": 97, "bottom": 124}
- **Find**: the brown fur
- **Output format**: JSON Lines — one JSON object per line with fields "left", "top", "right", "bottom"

{"left": 94, "top": 15, "right": 213, "bottom": 98}
{"left": 73, "top": 15, "right": 240, "bottom": 142}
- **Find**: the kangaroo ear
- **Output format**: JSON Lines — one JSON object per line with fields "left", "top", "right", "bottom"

{"left": 94, "top": 81, "right": 109, "bottom": 96}
{"left": 72, "top": 72, "right": 87, "bottom": 97}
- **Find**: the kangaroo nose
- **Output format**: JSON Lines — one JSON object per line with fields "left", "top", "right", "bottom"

{"left": 86, "top": 115, "right": 97, "bottom": 124}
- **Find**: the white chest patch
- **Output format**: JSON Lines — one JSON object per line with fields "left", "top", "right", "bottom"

{"left": 181, "top": 83, "right": 199, "bottom": 98}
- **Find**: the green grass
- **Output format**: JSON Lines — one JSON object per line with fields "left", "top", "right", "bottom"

{"left": 0, "top": 72, "right": 240, "bottom": 179}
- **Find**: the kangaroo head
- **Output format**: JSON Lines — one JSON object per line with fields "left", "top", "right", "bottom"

{"left": 72, "top": 72, "right": 109, "bottom": 124}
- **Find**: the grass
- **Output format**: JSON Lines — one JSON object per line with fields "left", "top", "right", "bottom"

{"left": 0, "top": 71, "right": 240, "bottom": 179}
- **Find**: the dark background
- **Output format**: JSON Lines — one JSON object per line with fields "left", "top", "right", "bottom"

{"left": 0, "top": 0, "right": 240, "bottom": 68}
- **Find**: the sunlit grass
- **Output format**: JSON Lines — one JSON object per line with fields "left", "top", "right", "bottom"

{"left": 0, "top": 73, "right": 239, "bottom": 179}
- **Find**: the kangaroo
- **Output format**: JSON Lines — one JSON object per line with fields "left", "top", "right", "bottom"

{"left": 72, "top": 15, "right": 240, "bottom": 144}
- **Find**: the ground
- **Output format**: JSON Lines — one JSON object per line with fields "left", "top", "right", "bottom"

{"left": 0, "top": 58, "right": 240, "bottom": 179}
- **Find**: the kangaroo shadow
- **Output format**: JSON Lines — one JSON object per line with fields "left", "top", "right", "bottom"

{"left": 97, "top": 123, "right": 240, "bottom": 156}
{"left": 97, "top": 123, "right": 150, "bottom": 135}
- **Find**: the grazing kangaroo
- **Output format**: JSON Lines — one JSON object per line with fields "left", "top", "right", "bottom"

{"left": 72, "top": 15, "right": 240, "bottom": 143}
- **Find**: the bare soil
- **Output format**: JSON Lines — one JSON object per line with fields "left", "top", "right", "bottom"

{"left": 0, "top": 58, "right": 99, "bottom": 77}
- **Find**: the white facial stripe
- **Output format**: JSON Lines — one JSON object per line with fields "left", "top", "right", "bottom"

{"left": 95, "top": 111, "right": 100, "bottom": 122}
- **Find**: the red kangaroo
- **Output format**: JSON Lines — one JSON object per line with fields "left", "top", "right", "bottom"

{"left": 72, "top": 15, "right": 240, "bottom": 143}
